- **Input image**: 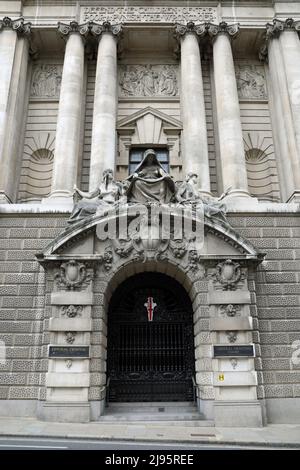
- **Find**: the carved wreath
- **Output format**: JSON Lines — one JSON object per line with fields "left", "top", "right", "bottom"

{"left": 215, "top": 259, "right": 243, "bottom": 291}
{"left": 55, "top": 260, "right": 92, "bottom": 290}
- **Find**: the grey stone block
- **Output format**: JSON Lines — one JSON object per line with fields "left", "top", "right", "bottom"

{"left": 40, "top": 228, "right": 63, "bottom": 238}
{"left": 281, "top": 261, "right": 300, "bottom": 271}
{"left": 0, "top": 321, "right": 32, "bottom": 333}
{"left": 276, "top": 217, "right": 300, "bottom": 227}
{"left": 0, "top": 373, "right": 26, "bottom": 385}
{"left": 10, "top": 228, "right": 40, "bottom": 238}
{"left": 88, "top": 387, "right": 102, "bottom": 401}
{"left": 0, "top": 218, "right": 26, "bottom": 227}
{"left": 25, "top": 218, "right": 56, "bottom": 228}
{"left": 0, "top": 285, "right": 19, "bottom": 295}
{"left": 256, "top": 284, "right": 282, "bottom": 295}
{"left": 265, "top": 384, "right": 293, "bottom": 398}
{"left": 23, "top": 239, "right": 48, "bottom": 250}
{"left": 260, "top": 332, "right": 289, "bottom": 344}
{"left": 262, "top": 358, "right": 291, "bottom": 370}
{"left": 258, "top": 307, "right": 286, "bottom": 319}
{"left": 7, "top": 250, "right": 35, "bottom": 261}
{"left": 265, "top": 272, "right": 297, "bottom": 283}
{"left": 0, "top": 310, "right": 17, "bottom": 320}
{"left": 5, "top": 273, "right": 35, "bottom": 284}
{"left": 278, "top": 238, "right": 300, "bottom": 248}
{"left": 27, "top": 373, "right": 41, "bottom": 385}
{"left": 266, "top": 249, "right": 294, "bottom": 260}
{"left": 0, "top": 251, "right": 6, "bottom": 261}
{"left": 276, "top": 372, "right": 300, "bottom": 383}
{"left": 14, "top": 334, "right": 42, "bottom": 346}
{"left": 282, "top": 284, "right": 300, "bottom": 294}
{"left": 0, "top": 261, "right": 20, "bottom": 273}
{"left": 272, "top": 346, "right": 293, "bottom": 357}
{"left": 19, "top": 285, "right": 38, "bottom": 296}
{"left": 0, "top": 387, "right": 9, "bottom": 399}
{"left": 0, "top": 239, "right": 23, "bottom": 249}
{"left": 271, "top": 320, "right": 300, "bottom": 331}
{"left": 286, "top": 307, "right": 300, "bottom": 318}
{"left": 263, "top": 228, "right": 291, "bottom": 238}
{"left": 262, "top": 371, "right": 276, "bottom": 383}
{"left": 2, "top": 296, "right": 34, "bottom": 308}
{"left": 0, "top": 228, "right": 10, "bottom": 238}
{"left": 267, "top": 296, "right": 298, "bottom": 307}
{"left": 12, "top": 360, "right": 36, "bottom": 371}
{"left": 250, "top": 238, "right": 277, "bottom": 249}
{"left": 6, "top": 347, "right": 30, "bottom": 359}
{"left": 244, "top": 217, "right": 275, "bottom": 227}
{"left": 8, "top": 387, "right": 39, "bottom": 399}
{"left": 21, "top": 262, "right": 40, "bottom": 273}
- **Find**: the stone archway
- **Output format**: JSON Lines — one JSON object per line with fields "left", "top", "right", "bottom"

{"left": 36, "top": 211, "right": 265, "bottom": 426}
{"left": 106, "top": 272, "right": 195, "bottom": 403}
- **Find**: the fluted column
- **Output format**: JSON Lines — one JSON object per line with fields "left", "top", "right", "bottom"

{"left": 208, "top": 22, "right": 249, "bottom": 198}
{"left": 89, "top": 22, "right": 122, "bottom": 192}
{"left": 0, "top": 17, "right": 31, "bottom": 203}
{"left": 175, "top": 22, "right": 210, "bottom": 195}
{"left": 260, "top": 19, "right": 300, "bottom": 202}
{"left": 50, "top": 21, "right": 88, "bottom": 199}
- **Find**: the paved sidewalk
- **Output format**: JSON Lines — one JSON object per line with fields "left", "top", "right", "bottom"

{"left": 0, "top": 417, "right": 300, "bottom": 447}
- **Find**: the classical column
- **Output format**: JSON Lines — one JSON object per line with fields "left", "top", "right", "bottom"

{"left": 278, "top": 19, "right": 300, "bottom": 200}
{"left": 50, "top": 21, "right": 88, "bottom": 199}
{"left": 89, "top": 22, "right": 122, "bottom": 192}
{"left": 0, "top": 17, "right": 31, "bottom": 203}
{"left": 175, "top": 22, "right": 211, "bottom": 195}
{"left": 260, "top": 19, "right": 300, "bottom": 202}
{"left": 208, "top": 22, "right": 249, "bottom": 198}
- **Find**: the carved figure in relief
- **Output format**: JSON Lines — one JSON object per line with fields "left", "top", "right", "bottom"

{"left": 236, "top": 66, "right": 267, "bottom": 100}
{"left": 119, "top": 65, "right": 178, "bottom": 97}
{"left": 126, "top": 149, "right": 176, "bottom": 204}
{"left": 69, "top": 169, "right": 122, "bottom": 222}
{"left": 31, "top": 65, "right": 62, "bottom": 98}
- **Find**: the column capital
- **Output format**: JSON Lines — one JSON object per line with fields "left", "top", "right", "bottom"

{"left": 174, "top": 21, "right": 206, "bottom": 40}
{"left": 259, "top": 18, "right": 300, "bottom": 63}
{"left": 207, "top": 21, "right": 239, "bottom": 40}
{"left": 90, "top": 21, "right": 122, "bottom": 40}
{"left": 0, "top": 16, "right": 31, "bottom": 36}
{"left": 266, "top": 18, "right": 300, "bottom": 40}
{"left": 57, "top": 21, "right": 90, "bottom": 40}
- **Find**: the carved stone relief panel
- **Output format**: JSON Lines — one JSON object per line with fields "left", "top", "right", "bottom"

{"left": 30, "top": 64, "right": 63, "bottom": 99}
{"left": 119, "top": 65, "right": 179, "bottom": 98}
{"left": 82, "top": 6, "right": 217, "bottom": 24}
{"left": 235, "top": 65, "right": 268, "bottom": 100}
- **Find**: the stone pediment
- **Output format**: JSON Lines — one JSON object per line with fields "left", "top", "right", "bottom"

{"left": 117, "top": 107, "right": 182, "bottom": 133}
{"left": 38, "top": 209, "right": 263, "bottom": 263}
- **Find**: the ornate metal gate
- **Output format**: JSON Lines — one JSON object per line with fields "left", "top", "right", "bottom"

{"left": 107, "top": 273, "right": 195, "bottom": 402}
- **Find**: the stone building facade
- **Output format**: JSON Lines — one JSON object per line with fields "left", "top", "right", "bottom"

{"left": 0, "top": 0, "right": 300, "bottom": 427}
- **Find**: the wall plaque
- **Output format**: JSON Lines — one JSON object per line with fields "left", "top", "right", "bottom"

{"left": 49, "top": 346, "right": 89, "bottom": 358}
{"left": 213, "top": 345, "right": 254, "bottom": 357}
{"left": 81, "top": 6, "right": 217, "bottom": 24}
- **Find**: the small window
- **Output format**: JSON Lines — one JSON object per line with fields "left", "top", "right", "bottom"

{"left": 129, "top": 147, "right": 169, "bottom": 174}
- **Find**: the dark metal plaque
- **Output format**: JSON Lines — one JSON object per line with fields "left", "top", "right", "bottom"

{"left": 49, "top": 346, "right": 89, "bottom": 358}
{"left": 213, "top": 345, "right": 254, "bottom": 357}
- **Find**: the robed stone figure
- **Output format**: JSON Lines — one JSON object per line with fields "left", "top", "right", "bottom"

{"left": 126, "top": 149, "right": 175, "bottom": 203}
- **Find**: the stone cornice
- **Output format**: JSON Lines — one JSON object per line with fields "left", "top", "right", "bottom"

{"left": 0, "top": 17, "right": 31, "bottom": 36}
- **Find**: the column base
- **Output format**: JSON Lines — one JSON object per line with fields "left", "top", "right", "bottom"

{"left": 37, "top": 401, "right": 90, "bottom": 423}
{"left": 286, "top": 191, "right": 300, "bottom": 203}
{"left": 214, "top": 400, "right": 263, "bottom": 427}
{"left": 223, "top": 189, "right": 252, "bottom": 200}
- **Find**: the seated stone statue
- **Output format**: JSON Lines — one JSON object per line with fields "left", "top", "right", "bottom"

{"left": 68, "top": 169, "right": 121, "bottom": 223}
{"left": 126, "top": 149, "right": 175, "bottom": 204}
{"left": 175, "top": 173, "right": 228, "bottom": 224}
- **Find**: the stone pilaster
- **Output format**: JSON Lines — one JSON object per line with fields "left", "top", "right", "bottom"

{"left": 208, "top": 22, "right": 250, "bottom": 199}
{"left": 49, "top": 22, "right": 88, "bottom": 199}
{"left": 175, "top": 22, "right": 211, "bottom": 195}
{"left": 89, "top": 22, "right": 122, "bottom": 192}
{"left": 0, "top": 17, "right": 31, "bottom": 203}
{"left": 262, "top": 18, "right": 300, "bottom": 203}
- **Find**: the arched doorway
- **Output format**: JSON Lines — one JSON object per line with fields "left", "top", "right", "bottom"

{"left": 107, "top": 272, "right": 195, "bottom": 402}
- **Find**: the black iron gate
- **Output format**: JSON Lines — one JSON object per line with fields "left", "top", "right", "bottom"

{"left": 107, "top": 273, "right": 195, "bottom": 402}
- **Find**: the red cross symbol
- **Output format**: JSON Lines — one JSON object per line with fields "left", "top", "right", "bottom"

{"left": 144, "top": 297, "right": 157, "bottom": 322}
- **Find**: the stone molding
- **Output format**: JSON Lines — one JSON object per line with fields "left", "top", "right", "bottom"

{"left": 0, "top": 16, "right": 31, "bottom": 36}
{"left": 57, "top": 20, "right": 90, "bottom": 39}
{"left": 174, "top": 21, "right": 206, "bottom": 39}
{"left": 207, "top": 21, "right": 239, "bottom": 40}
